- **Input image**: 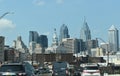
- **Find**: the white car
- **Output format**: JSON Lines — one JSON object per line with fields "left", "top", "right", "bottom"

{"left": 81, "top": 64, "right": 101, "bottom": 76}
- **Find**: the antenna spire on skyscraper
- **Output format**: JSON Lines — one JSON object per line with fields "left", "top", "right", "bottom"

{"left": 84, "top": 16, "right": 86, "bottom": 23}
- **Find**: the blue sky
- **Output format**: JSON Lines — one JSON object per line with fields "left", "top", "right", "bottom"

{"left": 0, "top": 0, "right": 120, "bottom": 46}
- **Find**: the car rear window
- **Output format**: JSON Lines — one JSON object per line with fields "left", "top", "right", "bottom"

{"left": 53, "top": 62, "right": 68, "bottom": 69}
{"left": 0, "top": 65, "right": 25, "bottom": 72}
{"left": 84, "top": 66, "right": 99, "bottom": 70}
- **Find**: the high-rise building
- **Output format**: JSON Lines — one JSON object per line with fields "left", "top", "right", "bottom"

{"left": 62, "top": 38, "right": 79, "bottom": 53}
{"left": 86, "top": 39, "right": 98, "bottom": 55}
{"left": 59, "top": 24, "right": 70, "bottom": 42}
{"left": 80, "top": 19, "right": 91, "bottom": 42}
{"left": 38, "top": 35, "right": 48, "bottom": 48}
{"left": 0, "top": 36, "right": 5, "bottom": 62}
{"left": 29, "top": 31, "right": 48, "bottom": 48}
{"left": 29, "top": 31, "right": 39, "bottom": 43}
{"left": 12, "top": 36, "right": 28, "bottom": 53}
{"left": 108, "top": 25, "right": 119, "bottom": 52}
{"left": 52, "top": 28, "right": 58, "bottom": 46}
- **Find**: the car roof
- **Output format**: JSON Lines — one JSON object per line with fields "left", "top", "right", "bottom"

{"left": 80, "top": 63, "right": 98, "bottom": 67}
{"left": 1, "top": 62, "right": 28, "bottom": 67}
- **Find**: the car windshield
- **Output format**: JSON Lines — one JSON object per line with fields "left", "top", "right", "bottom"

{"left": 84, "top": 66, "right": 99, "bottom": 70}
{"left": 0, "top": 65, "right": 25, "bottom": 72}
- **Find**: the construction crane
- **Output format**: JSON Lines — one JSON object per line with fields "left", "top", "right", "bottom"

{"left": 0, "top": 12, "right": 14, "bottom": 19}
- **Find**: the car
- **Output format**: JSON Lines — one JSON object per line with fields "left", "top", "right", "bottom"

{"left": 37, "top": 67, "right": 51, "bottom": 74}
{"left": 0, "top": 62, "right": 36, "bottom": 76}
{"left": 73, "top": 67, "right": 82, "bottom": 76}
{"left": 52, "top": 61, "right": 71, "bottom": 76}
{"left": 73, "top": 70, "right": 81, "bottom": 76}
{"left": 81, "top": 63, "right": 101, "bottom": 76}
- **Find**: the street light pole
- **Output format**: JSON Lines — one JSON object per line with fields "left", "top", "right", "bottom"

{"left": 0, "top": 12, "right": 14, "bottom": 19}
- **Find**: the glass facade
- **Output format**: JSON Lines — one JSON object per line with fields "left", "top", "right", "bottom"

{"left": 80, "top": 19, "right": 91, "bottom": 42}
{"left": 59, "top": 24, "right": 70, "bottom": 42}
{"left": 29, "top": 31, "right": 48, "bottom": 48}
{"left": 108, "top": 25, "right": 119, "bottom": 52}
{"left": 29, "top": 31, "right": 39, "bottom": 43}
{"left": 38, "top": 35, "right": 48, "bottom": 48}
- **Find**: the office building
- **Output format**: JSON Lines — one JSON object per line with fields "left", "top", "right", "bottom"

{"left": 62, "top": 38, "right": 79, "bottom": 53}
{"left": 38, "top": 35, "right": 48, "bottom": 48}
{"left": 29, "top": 31, "right": 39, "bottom": 43}
{"left": 0, "top": 36, "right": 5, "bottom": 62}
{"left": 59, "top": 24, "right": 70, "bottom": 42}
{"left": 12, "top": 36, "right": 28, "bottom": 53}
{"left": 85, "top": 39, "right": 98, "bottom": 55}
{"left": 52, "top": 28, "right": 58, "bottom": 46}
{"left": 80, "top": 19, "right": 91, "bottom": 42}
{"left": 108, "top": 25, "right": 119, "bottom": 52}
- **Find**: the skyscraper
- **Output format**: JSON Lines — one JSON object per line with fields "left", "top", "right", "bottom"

{"left": 52, "top": 28, "right": 58, "bottom": 46}
{"left": 108, "top": 25, "right": 119, "bottom": 52}
{"left": 59, "top": 24, "right": 70, "bottom": 42}
{"left": 0, "top": 36, "right": 5, "bottom": 62}
{"left": 80, "top": 19, "right": 91, "bottom": 42}
{"left": 29, "top": 31, "right": 48, "bottom": 54}
{"left": 29, "top": 31, "right": 39, "bottom": 43}
{"left": 38, "top": 35, "right": 48, "bottom": 48}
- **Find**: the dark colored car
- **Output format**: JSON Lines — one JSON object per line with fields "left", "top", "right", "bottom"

{"left": 37, "top": 67, "right": 51, "bottom": 74}
{"left": 52, "top": 61, "right": 71, "bottom": 76}
{"left": 0, "top": 62, "right": 36, "bottom": 76}
{"left": 73, "top": 70, "right": 81, "bottom": 76}
{"left": 73, "top": 67, "right": 82, "bottom": 76}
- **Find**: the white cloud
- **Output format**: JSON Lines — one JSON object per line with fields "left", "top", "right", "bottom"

{"left": 0, "top": 19, "right": 15, "bottom": 31}
{"left": 56, "top": 0, "right": 64, "bottom": 4}
{"left": 33, "top": 0, "right": 45, "bottom": 6}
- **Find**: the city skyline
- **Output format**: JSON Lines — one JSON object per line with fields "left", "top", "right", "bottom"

{"left": 0, "top": 0, "right": 120, "bottom": 46}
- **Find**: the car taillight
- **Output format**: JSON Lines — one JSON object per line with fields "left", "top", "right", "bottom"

{"left": 66, "top": 70, "right": 69, "bottom": 74}
{"left": 17, "top": 72, "right": 26, "bottom": 76}
{"left": 83, "top": 70, "right": 88, "bottom": 73}
{"left": 95, "top": 70, "right": 100, "bottom": 73}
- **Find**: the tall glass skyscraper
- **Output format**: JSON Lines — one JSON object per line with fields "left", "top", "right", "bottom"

{"left": 29, "top": 31, "right": 48, "bottom": 48}
{"left": 29, "top": 31, "right": 39, "bottom": 43}
{"left": 108, "top": 25, "right": 119, "bottom": 52}
{"left": 52, "top": 28, "right": 58, "bottom": 46}
{"left": 38, "top": 35, "right": 48, "bottom": 48}
{"left": 80, "top": 19, "right": 91, "bottom": 42}
{"left": 59, "top": 24, "right": 70, "bottom": 42}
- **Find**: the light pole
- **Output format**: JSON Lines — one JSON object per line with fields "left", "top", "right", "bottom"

{"left": 0, "top": 12, "right": 14, "bottom": 19}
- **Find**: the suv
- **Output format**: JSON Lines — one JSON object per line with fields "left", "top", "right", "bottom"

{"left": 0, "top": 62, "right": 36, "bottom": 76}
{"left": 52, "top": 61, "right": 71, "bottom": 76}
{"left": 81, "top": 63, "right": 100, "bottom": 76}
